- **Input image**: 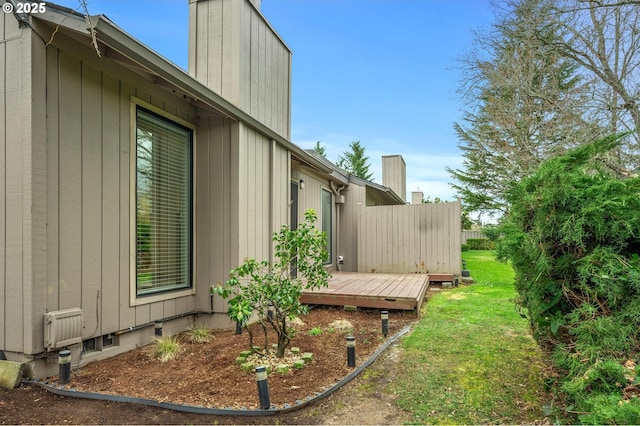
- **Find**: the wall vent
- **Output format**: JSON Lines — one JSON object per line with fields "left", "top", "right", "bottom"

{"left": 44, "top": 308, "right": 83, "bottom": 350}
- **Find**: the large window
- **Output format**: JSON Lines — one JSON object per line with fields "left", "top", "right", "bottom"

{"left": 135, "top": 107, "right": 193, "bottom": 296}
{"left": 321, "top": 188, "right": 332, "bottom": 264}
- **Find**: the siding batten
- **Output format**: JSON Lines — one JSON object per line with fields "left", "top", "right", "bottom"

{"left": 4, "top": 13, "right": 27, "bottom": 352}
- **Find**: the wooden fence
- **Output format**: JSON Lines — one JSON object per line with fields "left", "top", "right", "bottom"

{"left": 357, "top": 202, "right": 461, "bottom": 274}
{"left": 461, "top": 230, "right": 486, "bottom": 244}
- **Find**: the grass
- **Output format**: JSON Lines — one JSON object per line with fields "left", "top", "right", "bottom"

{"left": 152, "top": 335, "right": 183, "bottom": 363}
{"left": 391, "top": 250, "right": 552, "bottom": 424}
{"left": 186, "top": 322, "right": 214, "bottom": 344}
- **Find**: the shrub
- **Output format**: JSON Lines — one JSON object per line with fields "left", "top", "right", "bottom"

{"left": 495, "top": 134, "right": 640, "bottom": 421}
{"left": 461, "top": 244, "right": 469, "bottom": 252}
{"left": 465, "top": 238, "right": 494, "bottom": 250}
{"left": 213, "top": 209, "right": 330, "bottom": 358}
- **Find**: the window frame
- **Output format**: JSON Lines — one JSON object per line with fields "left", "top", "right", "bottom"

{"left": 129, "top": 98, "right": 197, "bottom": 306}
{"left": 321, "top": 187, "right": 333, "bottom": 265}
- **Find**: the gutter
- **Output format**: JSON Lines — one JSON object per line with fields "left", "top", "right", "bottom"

{"left": 87, "top": 15, "right": 334, "bottom": 176}
{"left": 31, "top": 6, "right": 333, "bottom": 176}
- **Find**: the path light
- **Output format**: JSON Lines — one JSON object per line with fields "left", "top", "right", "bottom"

{"left": 58, "top": 349, "right": 71, "bottom": 385}
{"left": 381, "top": 310, "right": 389, "bottom": 337}
{"left": 154, "top": 320, "right": 163, "bottom": 337}
{"left": 346, "top": 336, "right": 356, "bottom": 368}
{"left": 255, "top": 365, "right": 271, "bottom": 409}
{"left": 236, "top": 321, "right": 243, "bottom": 335}
{"left": 267, "top": 302, "right": 274, "bottom": 322}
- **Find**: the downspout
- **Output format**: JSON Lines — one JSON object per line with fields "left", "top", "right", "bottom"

{"left": 270, "top": 139, "right": 276, "bottom": 262}
{"left": 330, "top": 181, "right": 345, "bottom": 270}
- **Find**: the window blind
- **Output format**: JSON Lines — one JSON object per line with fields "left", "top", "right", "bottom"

{"left": 136, "top": 108, "right": 193, "bottom": 295}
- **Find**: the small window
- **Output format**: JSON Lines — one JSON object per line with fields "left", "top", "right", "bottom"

{"left": 135, "top": 107, "right": 193, "bottom": 296}
{"left": 321, "top": 188, "right": 332, "bottom": 264}
{"left": 83, "top": 338, "right": 97, "bottom": 353}
{"left": 102, "top": 334, "right": 116, "bottom": 348}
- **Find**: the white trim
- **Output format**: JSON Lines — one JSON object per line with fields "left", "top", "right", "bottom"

{"left": 321, "top": 187, "right": 333, "bottom": 265}
{"left": 129, "top": 96, "right": 197, "bottom": 307}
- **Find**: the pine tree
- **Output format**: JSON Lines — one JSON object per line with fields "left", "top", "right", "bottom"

{"left": 312, "top": 141, "right": 327, "bottom": 157}
{"left": 336, "top": 140, "right": 374, "bottom": 181}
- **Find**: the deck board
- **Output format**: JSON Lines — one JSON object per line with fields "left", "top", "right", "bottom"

{"left": 301, "top": 272, "right": 430, "bottom": 311}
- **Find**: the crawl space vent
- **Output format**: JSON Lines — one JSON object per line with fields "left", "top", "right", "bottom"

{"left": 44, "top": 308, "right": 83, "bottom": 350}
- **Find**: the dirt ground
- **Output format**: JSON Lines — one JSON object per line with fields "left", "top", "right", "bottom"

{"left": 0, "top": 306, "right": 417, "bottom": 425}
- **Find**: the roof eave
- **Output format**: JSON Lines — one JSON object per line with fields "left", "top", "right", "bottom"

{"left": 40, "top": 10, "right": 333, "bottom": 175}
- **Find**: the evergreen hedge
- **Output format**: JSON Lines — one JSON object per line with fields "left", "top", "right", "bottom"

{"left": 495, "top": 134, "right": 640, "bottom": 424}
{"left": 465, "top": 238, "right": 494, "bottom": 250}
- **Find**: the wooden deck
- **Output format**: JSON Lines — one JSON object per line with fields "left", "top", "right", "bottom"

{"left": 300, "top": 272, "right": 430, "bottom": 311}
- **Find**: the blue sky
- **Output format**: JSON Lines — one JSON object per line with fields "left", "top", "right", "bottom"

{"left": 52, "top": 0, "right": 495, "bottom": 201}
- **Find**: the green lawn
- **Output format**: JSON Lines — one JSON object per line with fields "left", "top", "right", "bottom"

{"left": 391, "top": 250, "right": 551, "bottom": 424}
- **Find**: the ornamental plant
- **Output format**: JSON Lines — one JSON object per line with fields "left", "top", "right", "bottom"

{"left": 213, "top": 209, "right": 330, "bottom": 358}
{"left": 495, "top": 133, "right": 640, "bottom": 423}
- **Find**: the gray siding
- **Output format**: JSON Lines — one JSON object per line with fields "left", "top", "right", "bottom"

{"left": 195, "top": 114, "right": 238, "bottom": 314}
{"left": 358, "top": 202, "right": 462, "bottom": 275}
{"left": 1, "top": 14, "right": 47, "bottom": 353}
{"left": 0, "top": 24, "right": 264, "bottom": 355}
{"left": 1, "top": 13, "right": 25, "bottom": 352}
{"left": 2, "top": 3, "right": 301, "bottom": 360}
{"left": 337, "top": 184, "right": 366, "bottom": 272}
{"left": 236, "top": 124, "right": 290, "bottom": 262}
{"left": 189, "top": 0, "right": 291, "bottom": 139}
{"left": 381, "top": 155, "right": 406, "bottom": 203}
{"left": 43, "top": 33, "right": 201, "bottom": 344}
{"left": 291, "top": 164, "right": 337, "bottom": 266}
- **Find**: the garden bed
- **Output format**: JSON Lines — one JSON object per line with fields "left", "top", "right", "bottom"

{"left": 54, "top": 307, "right": 417, "bottom": 410}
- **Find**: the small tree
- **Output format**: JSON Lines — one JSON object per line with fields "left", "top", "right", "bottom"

{"left": 213, "top": 209, "right": 330, "bottom": 358}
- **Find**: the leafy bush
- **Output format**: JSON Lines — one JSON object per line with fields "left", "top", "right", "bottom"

{"left": 465, "top": 238, "right": 494, "bottom": 250}
{"left": 308, "top": 327, "right": 323, "bottom": 336}
{"left": 461, "top": 244, "right": 469, "bottom": 252}
{"left": 495, "top": 134, "right": 640, "bottom": 422}
{"left": 213, "top": 209, "right": 330, "bottom": 358}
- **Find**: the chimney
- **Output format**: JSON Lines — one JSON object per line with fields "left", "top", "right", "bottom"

{"left": 382, "top": 155, "right": 406, "bottom": 202}
{"left": 188, "top": 0, "right": 291, "bottom": 137}
{"left": 411, "top": 191, "right": 423, "bottom": 205}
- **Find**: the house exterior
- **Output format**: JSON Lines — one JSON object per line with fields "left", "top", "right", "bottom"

{"left": 0, "top": 0, "right": 458, "bottom": 377}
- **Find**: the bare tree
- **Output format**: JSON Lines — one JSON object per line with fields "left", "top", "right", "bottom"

{"left": 449, "top": 0, "right": 598, "bottom": 215}
{"left": 546, "top": 0, "right": 640, "bottom": 168}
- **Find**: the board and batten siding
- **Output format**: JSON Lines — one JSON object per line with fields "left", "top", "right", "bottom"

{"left": 0, "top": 23, "right": 240, "bottom": 354}
{"left": 43, "top": 35, "right": 204, "bottom": 344}
{"left": 189, "top": 0, "right": 291, "bottom": 139}
{"left": 1, "top": 13, "right": 48, "bottom": 353}
{"left": 291, "top": 167, "right": 327, "bottom": 221}
{"left": 358, "top": 202, "right": 462, "bottom": 275}
{"left": 2, "top": 11, "right": 294, "bottom": 357}
{"left": 291, "top": 164, "right": 338, "bottom": 266}
{"left": 337, "top": 184, "right": 366, "bottom": 272}
{"left": 235, "top": 123, "right": 290, "bottom": 264}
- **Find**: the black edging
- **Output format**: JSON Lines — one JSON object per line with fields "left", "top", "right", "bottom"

{"left": 24, "top": 324, "right": 412, "bottom": 417}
